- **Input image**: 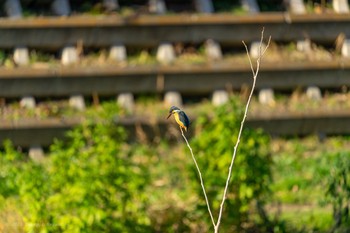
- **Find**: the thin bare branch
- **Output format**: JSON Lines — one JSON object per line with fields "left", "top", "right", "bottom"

{"left": 178, "top": 28, "right": 270, "bottom": 233}
{"left": 180, "top": 127, "right": 216, "bottom": 228}
{"left": 242, "top": 41, "right": 256, "bottom": 77}
{"left": 261, "top": 36, "right": 272, "bottom": 56}
{"left": 215, "top": 29, "right": 271, "bottom": 233}
{"left": 243, "top": 29, "right": 271, "bottom": 79}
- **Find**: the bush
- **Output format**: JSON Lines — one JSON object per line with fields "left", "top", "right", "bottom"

{"left": 0, "top": 103, "right": 152, "bottom": 233}
{"left": 0, "top": 140, "right": 51, "bottom": 233}
{"left": 190, "top": 97, "right": 272, "bottom": 232}
{"left": 324, "top": 152, "right": 350, "bottom": 233}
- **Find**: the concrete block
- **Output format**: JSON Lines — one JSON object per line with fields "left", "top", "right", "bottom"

{"left": 306, "top": 86, "right": 322, "bottom": 101}
{"left": 333, "top": 0, "right": 349, "bottom": 13}
{"left": 194, "top": 0, "right": 214, "bottom": 13}
{"left": 258, "top": 88, "right": 275, "bottom": 105}
{"left": 156, "top": 43, "right": 176, "bottom": 64}
{"left": 69, "top": 95, "right": 86, "bottom": 111}
{"left": 288, "top": 0, "right": 306, "bottom": 14}
{"left": 241, "top": 0, "right": 260, "bottom": 13}
{"left": 61, "top": 46, "right": 78, "bottom": 65}
{"left": 4, "top": 0, "right": 22, "bottom": 18}
{"left": 341, "top": 39, "right": 350, "bottom": 57}
{"left": 117, "top": 93, "right": 135, "bottom": 112}
{"left": 103, "top": 0, "right": 119, "bottom": 11}
{"left": 20, "top": 96, "right": 36, "bottom": 109}
{"left": 29, "top": 146, "right": 45, "bottom": 163}
{"left": 109, "top": 44, "right": 127, "bottom": 62}
{"left": 13, "top": 46, "right": 29, "bottom": 66}
{"left": 205, "top": 39, "right": 222, "bottom": 60}
{"left": 51, "top": 0, "right": 71, "bottom": 16}
{"left": 212, "top": 90, "right": 229, "bottom": 106}
{"left": 164, "top": 91, "right": 182, "bottom": 107}
{"left": 296, "top": 39, "right": 311, "bottom": 53}
{"left": 149, "top": 0, "right": 166, "bottom": 14}
{"left": 250, "top": 41, "right": 266, "bottom": 59}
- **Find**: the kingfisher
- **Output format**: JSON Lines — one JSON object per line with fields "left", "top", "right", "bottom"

{"left": 166, "top": 106, "right": 190, "bottom": 132}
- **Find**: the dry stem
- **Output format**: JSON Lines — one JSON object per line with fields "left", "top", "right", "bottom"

{"left": 180, "top": 127, "right": 216, "bottom": 227}
{"left": 178, "top": 28, "right": 271, "bottom": 233}
{"left": 214, "top": 29, "right": 271, "bottom": 233}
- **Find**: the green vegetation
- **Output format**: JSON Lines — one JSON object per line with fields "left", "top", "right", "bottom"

{"left": 190, "top": 98, "right": 272, "bottom": 232}
{"left": 78, "top": 2, "right": 106, "bottom": 15}
{"left": 212, "top": 0, "right": 245, "bottom": 13}
{"left": 0, "top": 99, "right": 349, "bottom": 232}
{"left": 0, "top": 50, "right": 6, "bottom": 65}
{"left": 29, "top": 51, "right": 56, "bottom": 64}
{"left": 0, "top": 103, "right": 151, "bottom": 232}
{"left": 305, "top": 1, "right": 334, "bottom": 14}
{"left": 269, "top": 137, "right": 350, "bottom": 232}
{"left": 323, "top": 152, "right": 350, "bottom": 233}
{"left": 128, "top": 51, "right": 158, "bottom": 66}
{"left": 0, "top": 50, "right": 15, "bottom": 68}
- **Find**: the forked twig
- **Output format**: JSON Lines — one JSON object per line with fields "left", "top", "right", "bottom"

{"left": 178, "top": 28, "right": 271, "bottom": 233}
{"left": 214, "top": 28, "right": 271, "bottom": 233}
{"left": 180, "top": 127, "right": 216, "bottom": 227}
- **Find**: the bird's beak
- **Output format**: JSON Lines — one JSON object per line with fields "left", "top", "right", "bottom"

{"left": 166, "top": 113, "right": 172, "bottom": 119}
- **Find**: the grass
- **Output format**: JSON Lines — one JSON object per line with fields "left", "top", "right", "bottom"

{"left": 270, "top": 136, "right": 349, "bottom": 204}
{"left": 128, "top": 50, "right": 158, "bottom": 66}
{"left": 278, "top": 207, "right": 333, "bottom": 232}
{"left": 267, "top": 136, "right": 350, "bottom": 231}
{"left": 29, "top": 51, "right": 56, "bottom": 64}
{"left": 263, "top": 42, "right": 334, "bottom": 63}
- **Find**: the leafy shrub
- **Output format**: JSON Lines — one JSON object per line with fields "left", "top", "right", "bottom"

{"left": 0, "top": 140, "right": 25, "bottom": 198}
{"left": 0, "top": 102, "right": 152, "bottom": 233}
{"left": 0, "top": 140, "right": 50, "bottom": 233}
{"left": 190, "top": 97, "right": 272, "bottom": 232}
{"left": 323, "top": 152, "right": 350, "bottom": 233}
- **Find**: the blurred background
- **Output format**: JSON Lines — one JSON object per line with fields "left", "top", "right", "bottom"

{"left": 0, "top": 0, "right": 350, "bottom": 232}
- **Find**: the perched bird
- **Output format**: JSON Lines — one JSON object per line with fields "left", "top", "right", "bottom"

{"left": 167, "top": 106, "right": 190, "bottom": 132}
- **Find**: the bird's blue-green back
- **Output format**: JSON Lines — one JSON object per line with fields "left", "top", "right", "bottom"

{"left": 179, "top": 111, "right": 190, "bottom": 129}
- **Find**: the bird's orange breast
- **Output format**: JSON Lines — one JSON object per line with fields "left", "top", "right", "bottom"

{"left": 174, "top": 112, "right": 187, "bottom": 131}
